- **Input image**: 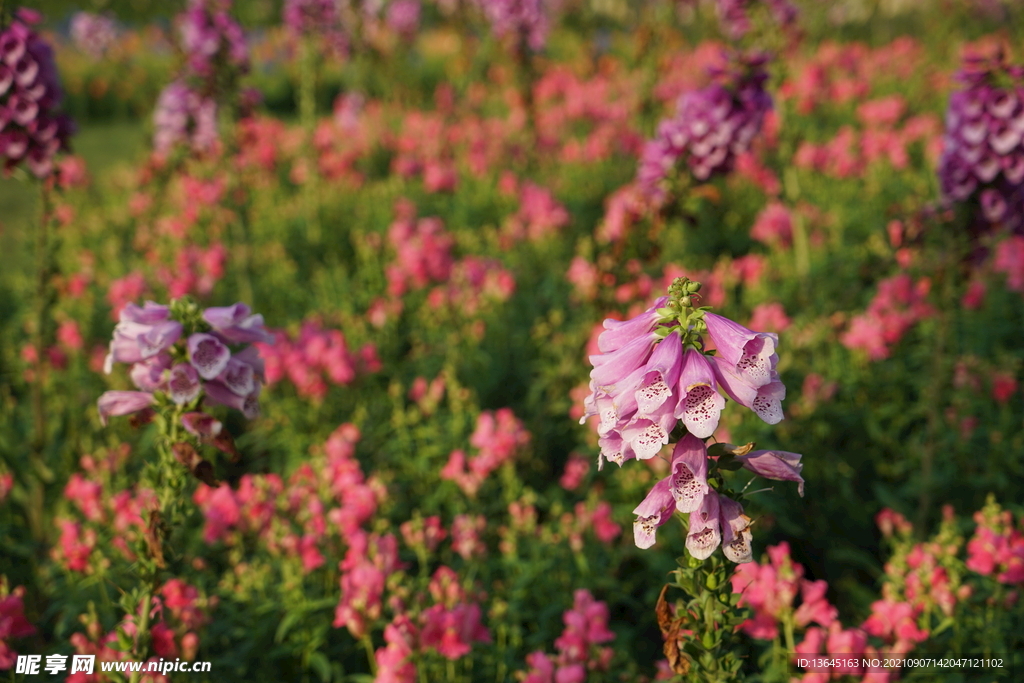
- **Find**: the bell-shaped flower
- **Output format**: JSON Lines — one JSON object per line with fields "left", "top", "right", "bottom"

{"left": 589, "top": 331, "right": 659, "bottom": 390}
{"left": 106, "top": 318, "right": 182, "bottom": 369}
{"left": 181, "top": 411, "right": 223, "bottom": 439}
{"left": 620, "top": 413, "right": 674, "bottom": 461}
{"left": 203, "top": 303, "right": 274, "bottom": 344}
{"left": 217, "top": 357, "right": 255, "bottom": 397}
{"left": 632, "top": 478, "right": 676, "bottom": 549}
{"left": 188, "top": 333, "right": 231, "bottom": 380}
{"left": 205, "top": 380, "right": 261, "bottom": 420}
{"left": 635, "top": 330, "right": 684, "bottom": 416}
{"left": 686, "top": 489, "right": 722, "bottom": 560}
{"left": 735, "top": 449, "right": 805, "bottom": 496}
{"left": 130, "top": 353, "right": 171, "bottom": 392}
{"left": 597, "top": 433, "right": 629, "bottom": 469}
{"left": 232, "top": 344, "right": 265, "bottom": 381}
{"left": 596, "top": 296, "right": 668, "bottom": 353}
{"left": 674, "top": 349, "right": 726, "bottom": 438}
{"left": 669, "top": 433, "right": 709, "bottom": 513}
{"left": 97, "top": 390, "right": 155, "bottom": 426}
{"left": 703, "top": 312, "right": 778, "bottom": 387}
{"left": 168, "top": 363, "right": 202, "bottom": 405}
{"left": 120, "top": 301, "right": 172, "bottom": 325}
{"left": 712, "top": 357, "right": 786, "bottom": 425}
{"left": 719, "top": 495, "right": 753, "bottom": 563}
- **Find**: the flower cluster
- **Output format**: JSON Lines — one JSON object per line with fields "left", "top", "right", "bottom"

{"left": 0, "top": 578, "right": 35, "bottom": 669}
{"left": 441, "top": 408, "right": 531, "bottom": 496}
{"left": 254, "top": 319, "right": 380, "bottom": 401}
{"left": 840, "top": 274, "right": 935, "bottom": 361}
{"left": 154, "top": 0, "right": 250, "bottom": 156}
{"left": 98, "top": 300, "right": 271, "bottom": 433}
{"left": 475, "top": 0, "right": 550, "bottom": 53}
{"left": 938, "top": 51, "right": 1024, "bottom": 230}
{"left": 518, "top": 589, "right": 616, "bottom": 683}
{"left": 966, "top": 495, "right": 1024, "bottom": 584}
{"left": 282, "top": 0, "right": 346, "bottom": 54}
{"left": 714, "top": 0, "right": 798, "bottom": 41}
{"left": 730, "top": 541, "right": 837, "bottom": 640}
{"left": 0, "top": 8, "right": 74, "bottom": 178}
{"left": 69, "top": 12, "right": 119, "bottom": 58}
{"left": 581, "top": 277, "right": 803, "bottom": 560}
{"left": 637, "top": 54, "right": 772, "bottom": 203}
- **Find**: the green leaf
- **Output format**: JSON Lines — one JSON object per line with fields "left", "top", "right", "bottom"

{"left": 275, "top": 610, "right": 304, "bottom": 643}
{"left": 308, "top": 652, "right": 332, "bottom": 683}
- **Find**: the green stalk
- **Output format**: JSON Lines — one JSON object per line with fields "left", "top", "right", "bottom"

{"left": 298, "top": 37, "right": 321, "bottom": 244}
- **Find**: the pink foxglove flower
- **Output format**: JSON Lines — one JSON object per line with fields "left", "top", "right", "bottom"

{"left": 735, "top": 449, "right": 805, "bottom": 496}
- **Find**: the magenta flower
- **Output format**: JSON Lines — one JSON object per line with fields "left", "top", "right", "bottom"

{"left": 168, "top": 363, "right": 202, "bottom": 405}
{"left": 203, "top": 303, "right": 274, "bottom": 344}
{"left": 97, "top": 391, "right": 156, "bottom": 426}
{"left": 686, "top": 489, "right": 722, "bottom": 560}
{"left": 0, "top": 11, "right": 74, "bottom": 178}
{"left": 719, "top": 495, "right": 753, "bottom": 563}
{"left": 674, "top": 348, "right": 726, "bottom": 438}
{"left": 669, "top": 434, "right": 710, "bottom": 513}
{"left": 188, "top": 333, "right": 231, "bottom": 380}
{"left": 735, "top": 449, "right": 804, "bottom": 496}
{"left": 632, "top": 478, "right": 675, "bottom": 549}
{"left": 703, "top": 312, "right": 778, "bottom": 388}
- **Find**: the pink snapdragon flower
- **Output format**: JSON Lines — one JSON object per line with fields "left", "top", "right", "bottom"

{"left": 518, "top": 590, "right": 615, "bottom": 682}
{"left": 0, "top": 578, "right": 36, "bottom": 669}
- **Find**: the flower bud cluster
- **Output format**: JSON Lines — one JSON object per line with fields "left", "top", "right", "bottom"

{"left": 938, "top": 51, "right": 1024, "bottom": 230}
{"left": 0, "top": 9, "right": 74, "bottom": 178}
{"left": 638, "top": 54, "right": 772, "bottom": 203}
{"left": 98, "top": 300, "right": 271, "bottom": 434}
{"left": 581, "top": 278, "right": 803, "bottom": 561}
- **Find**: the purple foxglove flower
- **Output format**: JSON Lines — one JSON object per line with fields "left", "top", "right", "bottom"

{"left": 674, "top": 349, "right": 726, "bottom": 439}
{"left": 216, "top": 357, "right": 255, "bottom": 396}
{"left": 597, "top": 432, "right": 628, "bottom": 469}
{"left": 188, "top": 333, "right": 231, "bottom": 379}
{"left": 70, "top": 12, "right": 118, "bottom": 58}
{"left": 735, "top": 449, "right": 804, "bottom": 496}
{"left": 719, "top": 495, "right": 753, "bottom": 563}
{"left": 202, "top": 303, "right": 274, "bottom": 344}
{"left": 181, "top": 411, "right": 223, "bottom": 439}
{"left": 589, "top": 331, "right": 658, "bottom": 390}
{"left": 686, "top": 488, "right": 721, "bottom": 560}
{"left": 138, "top": 320, "right": 183, "bottom": 359}
{"left": 620, "top": 414, "right": 674, "bottom": 461}
{"left": 168, "top": 363, "right": 202, "bottom": 405}
{"left": 0, "top": 28, "right": 26, "bottom": 65}
{"left": 476, "top": 0, "right": 550, "bottom": 52}
{"left": 938, "top": 53, "right": 1024, "bottom": 230}
{"left": 130, "top": 353, "right": 171, "bottom": 392}
{"left": 205, "top": 380, "right": 261, "bottom": 419}
{"left": 596, "top": 296, "right": 668, "bottom": 353}
{"left": 669, "top": 433, "right": 709, "bottom": 513}
{"left": 386, "top": 0, "right": 420, "bottom": 37}
{"left": 712, "top": 357, "right": 786, "bottom": 425}
{"left": 703, "top": 312, "right": 778, "bottom": 388}
{"left": 120, "top": 301, "right": 171, "bottom": 325}
{"left": 632, "top": 477, "right": 675, "bottom": 549}
{"left": 635, "top": 330, "right": 684, "bottom": 416}
{"left": 97, "top": 391, "right": 155, "bottom": 426}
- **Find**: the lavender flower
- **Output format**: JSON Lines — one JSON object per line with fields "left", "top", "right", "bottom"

{"left": 69, "top": 12, "right": 118, "bottom": 58}
{"left": 475, "top": 0, "right": 549, "bottom": 52}
{"left": 938, "top": 52, "right": 1024, "bottom": 230}
{"left": 0, "top": 9, "right": 74, "bottom": 178}
{"left": 99, "top": 299, "right": 270, "bottom": 429}
{"left": 637, "top": 53, "right": 772, "bottom": 203}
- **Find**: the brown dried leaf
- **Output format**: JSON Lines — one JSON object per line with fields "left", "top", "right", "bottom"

{"left": 145, "top": 510, "right": 166, "bottom": 569}
{"left": 664, "top": 624, "right": 691, "bottom": 676}
{"left": 655, "top": 584, "right": 674, "bottom": 636}
{"left": 212, "top": 431, "right": 241, "bottom": 463}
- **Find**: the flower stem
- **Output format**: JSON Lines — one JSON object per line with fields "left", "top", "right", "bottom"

{"left": 31, "top": 183, "right": 51, "bottom": 459}
{"left": 361, "top": 634, "right": 377, "bottom": 675}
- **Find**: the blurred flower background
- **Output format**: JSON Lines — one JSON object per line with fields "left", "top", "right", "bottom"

{"left": 0, "top": 0, "right": 1023, "bottom": 681}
